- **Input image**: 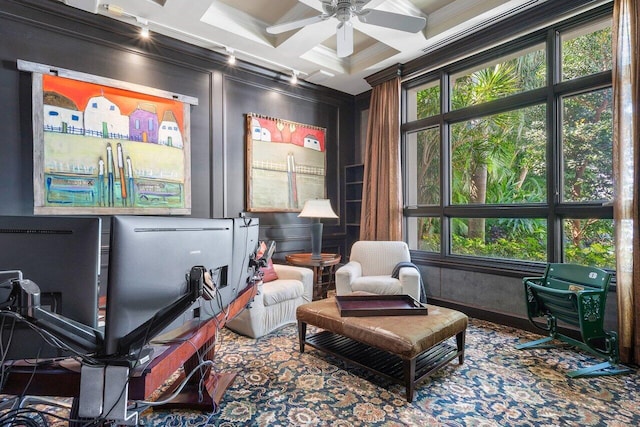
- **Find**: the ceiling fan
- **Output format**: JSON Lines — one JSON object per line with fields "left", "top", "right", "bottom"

{"left": 266, "top": 0, "right": 427, "bottom": 58}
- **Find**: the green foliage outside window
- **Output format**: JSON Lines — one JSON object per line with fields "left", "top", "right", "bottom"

{"left": 409, "top": 22, "right": 614, "bottom": 268}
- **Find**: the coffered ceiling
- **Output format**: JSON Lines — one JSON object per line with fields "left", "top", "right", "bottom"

{"left": 58, "top": 0, "right": 552, "bottom": 94}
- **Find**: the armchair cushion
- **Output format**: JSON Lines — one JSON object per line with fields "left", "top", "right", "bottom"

{"left": 262, "top": 279, "right": 304, "bottom": 306}
{"left": 351, "top": 276, "right": 403, "bottom": 295}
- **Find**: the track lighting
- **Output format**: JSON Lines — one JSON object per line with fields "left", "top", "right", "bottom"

{"left": 102, "top": 4, "right": 308, "bottom": 83}
{"left": 104, "top": 4, "right": 151, "bottom": 38}
{"left": 226, "top": 47, "right": 236, "bottom": 65}
{"left": 137, "top": 17, "right": 150, "bottom": 38}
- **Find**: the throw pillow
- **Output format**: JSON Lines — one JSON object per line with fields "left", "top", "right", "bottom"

{"left": 261, "top": 259, "right": 279, "bottom": 283}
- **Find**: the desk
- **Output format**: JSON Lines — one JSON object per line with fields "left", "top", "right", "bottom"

{"left": 2, "top": 281, "right": 258, "bottom": 413}
{"left": 285, "top": 253, "right": 341, "bottom": 300}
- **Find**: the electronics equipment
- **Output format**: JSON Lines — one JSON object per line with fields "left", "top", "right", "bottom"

{"left": 266, "top": 0, "right": 426, "bottom": 57}
{"left": 103, "top": 215, "right": 260, "bottom": 360}
{"left": 0, "top": 215, "right": 101, "bottom": 359}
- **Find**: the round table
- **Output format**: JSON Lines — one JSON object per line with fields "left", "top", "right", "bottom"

{"left": 285, "top": 253, "right": 341, "bottom": 300}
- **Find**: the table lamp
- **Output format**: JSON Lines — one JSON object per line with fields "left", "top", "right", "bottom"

{"left": 298, "top": 199, "right": 338, "bottom": 260}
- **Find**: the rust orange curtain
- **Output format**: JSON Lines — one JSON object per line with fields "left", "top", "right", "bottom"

{"left": 360, "top": 76, "right": 402, "bottom": 241}
{"left": 613, "top": 0, "right": 640, "bottom": 365}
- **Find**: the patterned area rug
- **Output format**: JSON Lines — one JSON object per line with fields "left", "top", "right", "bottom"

{"left": 139, "top": 318, "right": 639, "bottom": 426}
{"left": 3, "top": 318, "right": 639, "bottom": 426}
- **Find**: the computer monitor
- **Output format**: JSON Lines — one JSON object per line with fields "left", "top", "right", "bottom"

{"left": 103, "top": 215, "right": 259, "bottom": 358}
{"left": 0, "top": 215, "right": 101, "bottom": 359}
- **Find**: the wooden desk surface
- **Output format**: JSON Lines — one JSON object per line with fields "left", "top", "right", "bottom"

{"left": 2, "top": 282, "right": 258, "bottom": 402}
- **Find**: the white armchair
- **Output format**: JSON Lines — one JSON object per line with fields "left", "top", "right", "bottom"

{"left": 335, "top": 241, "right": 422, "bottom": 301}
{"left": 225, "top": 263, "right": 313, "bottom": 338}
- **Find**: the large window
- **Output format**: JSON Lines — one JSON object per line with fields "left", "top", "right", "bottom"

{"left": 403, "top": 12, "right": 613, "bottom": 270}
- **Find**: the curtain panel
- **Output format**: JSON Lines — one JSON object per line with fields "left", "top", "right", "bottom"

{"left": 360, "top": 76, "right": 403, "bottom": 241}
{"left": 613, "top": 0, "right": 640, "bottom": 365}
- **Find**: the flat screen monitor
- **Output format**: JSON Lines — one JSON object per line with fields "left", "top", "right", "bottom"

{"left": 103, "top": 215, "right": 259, "bottom": 358}
{"left": 0, "top": 215, "right": 101, "bottom": 360}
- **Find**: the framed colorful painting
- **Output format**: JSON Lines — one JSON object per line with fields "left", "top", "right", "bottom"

{"left": 246, "top": 113, "right": 327, "bottom": 212}
{"left": 18, "top": 60, "right": 198, "bottom": 215}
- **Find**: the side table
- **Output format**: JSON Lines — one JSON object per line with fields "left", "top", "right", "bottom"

{"left": 285, "top": 253, "right": 341, "bottom": 300}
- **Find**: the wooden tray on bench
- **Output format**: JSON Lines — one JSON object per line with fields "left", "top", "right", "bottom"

{"left": 336, "top": 294, "right": 428, "bottom": 317}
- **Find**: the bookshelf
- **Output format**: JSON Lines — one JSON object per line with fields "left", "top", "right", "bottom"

{"left": 345, "top": 164, "right": 364, "bottom": 256}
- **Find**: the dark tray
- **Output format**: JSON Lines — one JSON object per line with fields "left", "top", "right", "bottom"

{"left": 335, "top": 294, "right": 428, "bottom": 317}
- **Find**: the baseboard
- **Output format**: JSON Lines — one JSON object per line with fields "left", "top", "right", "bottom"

{"left": 427, "top": 297, "right": 582, "bottom": 341}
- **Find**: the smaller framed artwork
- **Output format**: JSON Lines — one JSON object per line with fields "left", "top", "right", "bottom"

{"left": 246, "top": 113, "right": 327, "bottom": 212}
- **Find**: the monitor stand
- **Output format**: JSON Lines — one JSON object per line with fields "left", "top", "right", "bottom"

{"left": 1, "top": 282, "right": 259, "bottom": 416}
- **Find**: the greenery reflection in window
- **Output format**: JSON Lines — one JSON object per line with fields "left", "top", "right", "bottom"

{"left": 408, "top": 217, "right": 441, "bottom": 252}
{"left": 562, "top": 88, "right": 613, "bottom": 202}
{"left": 410, "top": 81, "right": 440, "bottom": 120}
{"left": 451, "top": 46, "right": 545, "bottom": 110}
{"left": 561, "top": 18, "right": 612, "bottom": 81}
{"left": 564, "top": 219, "right": 614, "bottom": 269}
{"left": 407, "top": 127, "right": 440, "bottom": 206}
{"left": 451, "top": 218, "right": 547, "bottom": 261}
{"left": 451, "top": 104, "right": 547, "bottom": 207}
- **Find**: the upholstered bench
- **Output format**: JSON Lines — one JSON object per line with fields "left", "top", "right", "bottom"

{"left": 296, "top": 296, "right": 468, "bottom": 402}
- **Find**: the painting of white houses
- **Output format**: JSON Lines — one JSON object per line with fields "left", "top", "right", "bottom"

{"left": 246, "top": 114, "right": 326, "bottom": 212}
{"left": 158, "top": 110, "right": 183, "bottom": 148}
{"left": 84, "top": 94, "right": 130, "bottom": 140}
{"left": 27, "top": 68, "right": 196, "bottom": 215}
{"left": 43, "top": 91, "right": 84, "bottom": 135}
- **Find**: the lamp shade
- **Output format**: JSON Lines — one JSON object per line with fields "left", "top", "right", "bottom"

{"left": 298, "top": 199, "right": 337, "bottom": 260}
{"left": 298, "top": 199, "right": 338, "bottom": 219}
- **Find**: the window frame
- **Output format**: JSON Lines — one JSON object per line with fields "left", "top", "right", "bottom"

{"left": 401, "top": 5, "right": 614, "bottom": 277}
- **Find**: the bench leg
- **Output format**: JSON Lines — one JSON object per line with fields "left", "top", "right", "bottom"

{"left": 403, "top": 359, "right": 416, "bottom": 403}
{"left": 456, "top": 330, "right": 466, "bottom": 364}
{"left": 298, "top": 321, "right": 307, "bottom": 353}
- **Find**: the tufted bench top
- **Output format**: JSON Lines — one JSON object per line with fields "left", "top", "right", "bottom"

{"left": 296, "top": 296, "right": 468, "bottom": 359}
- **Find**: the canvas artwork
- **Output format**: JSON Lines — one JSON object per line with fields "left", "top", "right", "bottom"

{"left": 246, "top": 114, "right": 327, "bottom": 212}
{"left": 20, "top": 60, "right": 197, "bottom": 215}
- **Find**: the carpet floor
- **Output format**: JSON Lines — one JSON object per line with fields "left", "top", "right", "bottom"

{"left": 3, "top": 317, "right": 639, "bottom": 426}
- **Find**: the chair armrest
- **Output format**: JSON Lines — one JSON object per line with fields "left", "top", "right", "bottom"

{"left": 335, "top": 261, "right": 362, "bottom": 295}
{"left": 398, "top": 267, "right": 421, "bottom": 301}
{"left": 522, "top": 276, "right": 544, "bottom": 286}
{"left": 273, "top": 264, "right": 314, "bottom": 302}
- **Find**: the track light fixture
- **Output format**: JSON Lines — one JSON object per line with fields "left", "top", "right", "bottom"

{"left": 226, "top": 47, "right": 236, "bottom": 65}
{"left": 104, "top": 4, "right": 151, "bottom": 39}
{"left": 136, "top": 17, "right": 150, "bottom": 38}
{"left": 102, "top": 4, "right": 308, "bottom": 84}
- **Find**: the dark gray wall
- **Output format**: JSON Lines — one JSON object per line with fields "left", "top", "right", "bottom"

{"left": 0, "top": 0, "right": 355, "bottom": 273}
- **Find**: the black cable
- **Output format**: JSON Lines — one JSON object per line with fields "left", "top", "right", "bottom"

{"left": 0, "top": 407, "right": 51, "bottom": 427}
{"left": 0, "top": 311, "right": 101, "bottom": 366}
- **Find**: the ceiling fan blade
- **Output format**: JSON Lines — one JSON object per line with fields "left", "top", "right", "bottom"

{"left": 336, "top": 21, "right": 353, "bottom": 58}
{"left": 266, "top": 15, "right": 327, "bottom": 34}
{"left": 357, "top": 9, "right": 426, "bottom": 33}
